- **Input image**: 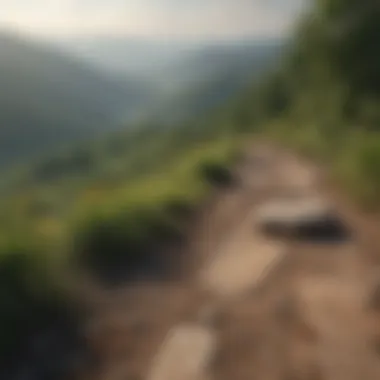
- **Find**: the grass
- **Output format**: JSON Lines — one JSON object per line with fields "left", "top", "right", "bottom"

{"left": 265, "top": 119, "right": 380, "bottom": 211}
{"left": 331, "top": 133, "right": 380, "bottom": 210}
{"left": 70, "top": 137, "right": 239, "bottom": 283}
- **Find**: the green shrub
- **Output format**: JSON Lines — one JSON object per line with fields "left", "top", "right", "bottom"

{"left": 334, "top": 135, "right": 380, "bottom": 208}
{"left": 198, "top": 161, "right": 233, "bottom": 187}
{"left": 163, "top": 199, "right": 193, "bottom": 220}
{"left": 0, "top": 239, "right": 78, "bottom": 373}
{"left": 70, "top": 138, "right": 238, "bottom": 283}
{"left": 72, "top": 204, "right": 186, "bottom": 283}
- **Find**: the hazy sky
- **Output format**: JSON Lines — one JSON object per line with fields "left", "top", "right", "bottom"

{"left": 0, "top": 0, "right": 306, "bottom": 39}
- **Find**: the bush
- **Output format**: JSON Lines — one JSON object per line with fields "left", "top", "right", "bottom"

{"left": 335, "top": 136, "right": 380, "bottom": 208}
{"left": 198, "top": 161, "right": 233, "bottom": 187}
{"left": 73, "top": 212, "right": 146, "bottom": 279}
{"left": 163, "top": 199, "right": 193, "bottom": 220}
{"left": 71, "top": 140, "right": 238, "bottom": 282}
{"left": 72, "top": 204, "right": 186, "bottom": 284}
{"left": 0, "top": 240, "right": 82, "bottom": 377}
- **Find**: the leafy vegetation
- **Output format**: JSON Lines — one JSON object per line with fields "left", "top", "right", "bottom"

{"left": 280, "top": 0, "right": 380, "bottom": 207}
{"left": 0, "top": 234, "right": 84, "bottom": 378}
{"left": 219, "top": 0, "right": 380, "bottom": 209}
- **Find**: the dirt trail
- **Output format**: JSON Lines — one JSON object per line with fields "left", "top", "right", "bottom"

{"left": 297, "top": 275, "right": 378, "bottom": 380}
{"left": 147, "top": 146, "right": 283, "bottom": 380}
{"left": 256, "top": 156, "right": 380, "bottom": 380}
{"left": 88, "top": 144, "right": 380, "bottom": 380}
{"left": 148, "top": 324, "right": 216, "bottom": 380}
{"left": 148, "top": 146, "right": 302, "bottom": 380}
{"left": 202, "top": 231, "right": 284, "bottom": 298}
{"left": 148, "top": 145, "right": 380, "bottom": 380}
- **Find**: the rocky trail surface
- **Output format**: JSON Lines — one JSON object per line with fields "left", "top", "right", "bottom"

{"left": 86, "top": 144, "right": 380, "bottom": 380}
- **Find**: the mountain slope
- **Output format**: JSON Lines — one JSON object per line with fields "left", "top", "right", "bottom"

{"left": 56, "top": 36, "right": 193, "bottom": 80}
{"left": 0, "top": 32, "right": 152, "bottom": 167}
{"left": 56, "top": 37, "right": 285, "bottom": 126}
{"left": 143, "top": 40, "right": 285, "bottom": 125}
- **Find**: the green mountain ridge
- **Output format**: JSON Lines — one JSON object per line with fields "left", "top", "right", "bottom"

{"left": 138, "top": 40, "right": 286, "bottom": 125}
{"left": 0, "top": 31, "right": 152, "bottom": 168}
{"left": 0, "top": 33, "right": 285, "bottom": 168}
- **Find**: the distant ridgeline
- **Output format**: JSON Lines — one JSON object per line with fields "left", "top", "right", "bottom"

{"left": 0, "top": 31, "right": 286, "bottom": 169}
{"left": 0, "top": 31, "right": 153, "bottom": 168}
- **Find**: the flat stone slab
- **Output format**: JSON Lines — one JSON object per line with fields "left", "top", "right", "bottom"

{"left": 256, "top": 198, "right": 332, "bottom": 225}
{"left": 148, "top": 324, "right": 216, "bottom": 380}
{"left": 202, "top": 231, "right": 285, "bottom": 297}
{"left": 255, "top": 198, "right": 346, "bottom": 241}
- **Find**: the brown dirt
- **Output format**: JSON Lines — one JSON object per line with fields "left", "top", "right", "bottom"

{"left": 82, "top": 143, "right": 380, "bottom": 380}
{"left": 80, "top": 147, "right": 267, "bottom": 380}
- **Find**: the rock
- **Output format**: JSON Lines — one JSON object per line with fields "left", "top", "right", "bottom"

{"left": 148, "top": 324, "right": 216, "bottom": 380}
{"left": 255, "top": 197, "right": 347, "bottom": 242}
{"left": 256, "top": 198, "right": 331, "bottom": 230}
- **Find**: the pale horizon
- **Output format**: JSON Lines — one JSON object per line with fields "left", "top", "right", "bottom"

{"left": 0, "top": 0, "right": 306, "bottom": 40}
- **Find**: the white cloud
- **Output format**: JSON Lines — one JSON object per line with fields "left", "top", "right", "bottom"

{"left": 0, "top": 0, "right": 305, "bottom": 38}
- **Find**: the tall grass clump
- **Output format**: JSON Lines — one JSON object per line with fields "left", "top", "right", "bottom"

{"left": 333, "top": 134, "right": 380, "bottom": 209}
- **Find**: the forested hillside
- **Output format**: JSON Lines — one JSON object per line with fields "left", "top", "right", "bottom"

{"left": 0, "top": 32, "right": 151, "bottom": 167}
{"left": 271, "top": 0, "right": 380, "bottom": 207}
{"left": 58, "top": 37, "right": 283, "bottom": 85}
{"left": 216, "top": 0, "right": 380, "bottom": 207}
{"left": 59, "top": 37, "right": 285, "bottom": 125}
{"left": 0, "top": 33, "right": 283, "bottom": 170}
{"left": 142, "top": 40, "right": 284, "bottom": 125}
